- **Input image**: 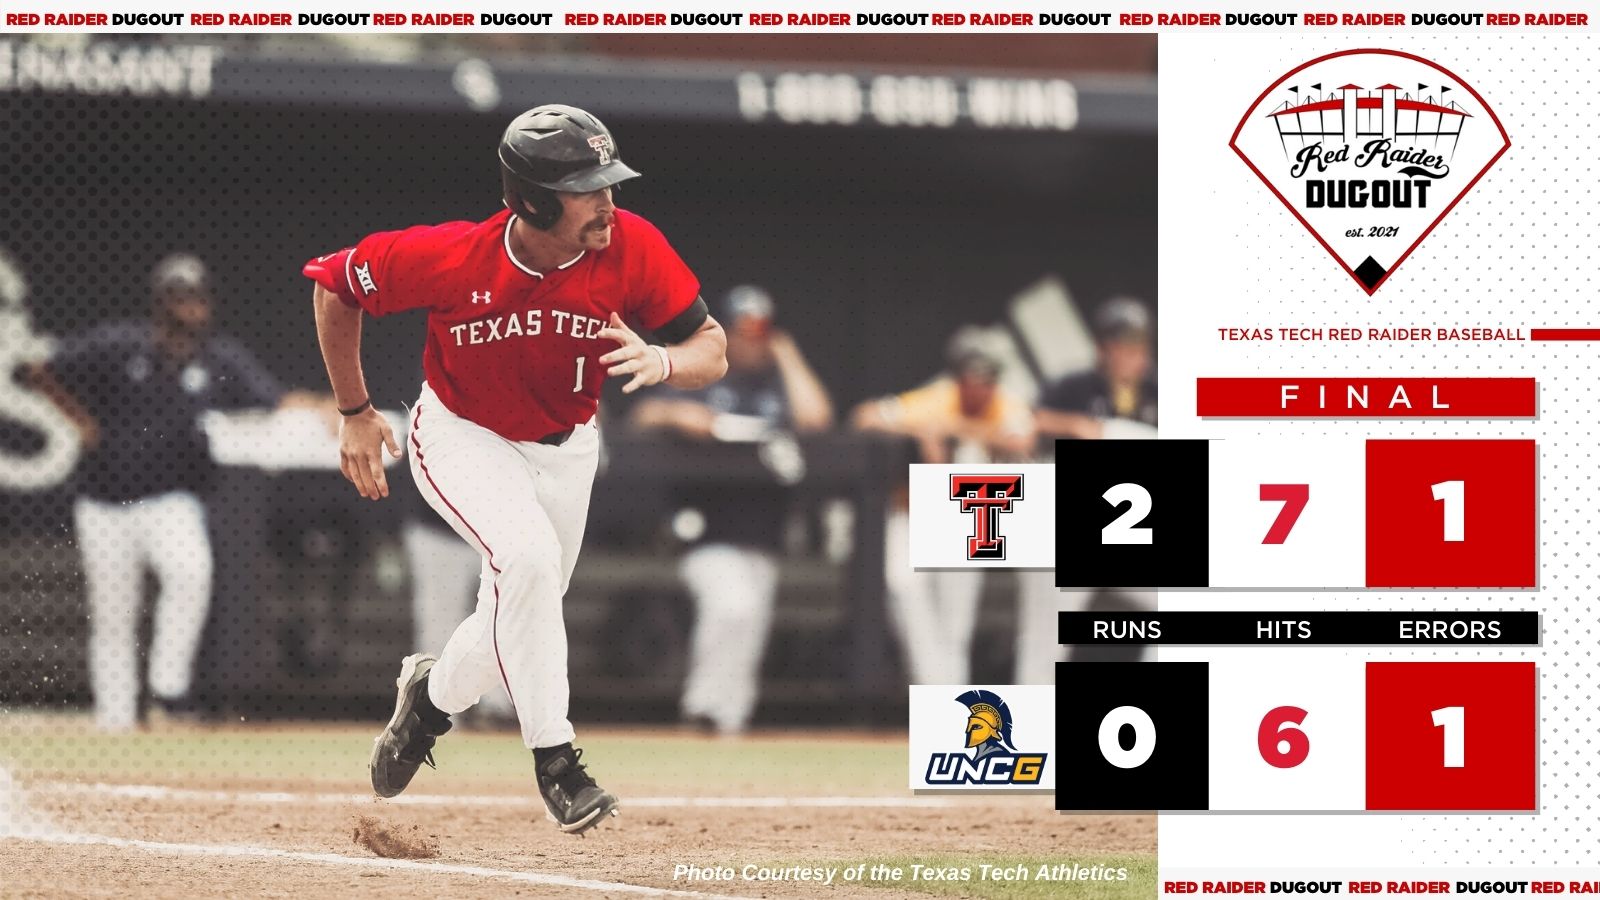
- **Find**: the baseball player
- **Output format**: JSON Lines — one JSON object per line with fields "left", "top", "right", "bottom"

{"left": 25, "top": 255, "right": 297, "bottom": 730}
{"left": 1033, "top": 298, "right": 1158, "bottom": 439}
{"left": 1017, "top": 297, "right": 1157, "bottom": 683}
{"left": 852, "top": 329, "right": 1035, "bottom": 685}
{"left": 306, "top": 104, "right": 727, "bottom": 834}
{"left": 630, "top": 286, "right": 835, "bottom": 736}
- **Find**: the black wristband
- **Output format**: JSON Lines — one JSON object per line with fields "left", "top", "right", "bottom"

{"left": 338, "top": 398, "right": 373, "bottom": 417}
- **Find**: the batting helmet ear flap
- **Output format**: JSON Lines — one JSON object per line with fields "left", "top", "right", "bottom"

{"left": 501, "top": 169, "right": 563, "bottom": 230}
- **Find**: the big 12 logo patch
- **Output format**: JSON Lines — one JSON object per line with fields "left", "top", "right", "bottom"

{"left": 1231, "top": 49, "right": 1509, "bottom": 294}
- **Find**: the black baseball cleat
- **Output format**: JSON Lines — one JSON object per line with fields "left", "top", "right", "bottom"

{"left": 535, "top": 744, "right": 619, "bottom": 835}
{"left": 370, "top": 653, "right": 453, "bottom": 799}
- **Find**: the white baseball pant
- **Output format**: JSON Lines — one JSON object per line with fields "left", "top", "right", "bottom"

{"left": 884, "top": 510, "right": 983, "bottom": 685}
{"left": 73, "top": 490, "right": 213, "bottom": 731}
{"left": 401, "top": 521, "right": 514, "bottom": 718}
{"left": 407, "top": 382, "right": 599, "bottom": 750}
{"left": 679, "top": 543, "right": 778, "bottom": 734}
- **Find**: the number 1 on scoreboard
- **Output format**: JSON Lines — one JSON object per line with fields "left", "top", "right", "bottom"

{"left": 1431, "top": 479, "right": 1465, "bottom": 542}
{"left": 1431, "top": 705, "right": 1465, "bottom": 768}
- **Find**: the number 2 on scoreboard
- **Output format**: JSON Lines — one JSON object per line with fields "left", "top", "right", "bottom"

{"left": 1101, "top": 483, "right": 1153, "bottom": 545}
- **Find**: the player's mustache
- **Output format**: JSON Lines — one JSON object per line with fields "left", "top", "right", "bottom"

{"left": 586, "top": 215, "right": 614, "bottom": 231}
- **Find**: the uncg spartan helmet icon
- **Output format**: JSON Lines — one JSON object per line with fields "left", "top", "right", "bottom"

{"left": 957, "top": 689, "right": 1017, "bottom": 760}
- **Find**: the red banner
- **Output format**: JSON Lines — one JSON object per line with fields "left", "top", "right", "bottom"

{"left": 1196, "top": 377, "right": 1536, "bottom": 418}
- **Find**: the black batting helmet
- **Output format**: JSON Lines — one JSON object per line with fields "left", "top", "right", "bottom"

{"left": 498, "top": 104, "right": 640, "bottom": 230}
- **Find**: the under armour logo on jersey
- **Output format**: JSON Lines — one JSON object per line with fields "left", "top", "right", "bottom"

{"left": 471, "top": 291, "right": 492, "bottom": 305}
{"left": 354, "top": 262, "right": 378, "bottom": 296}
{"left": 587, "top": 134, "right": 613, "bottom": 165}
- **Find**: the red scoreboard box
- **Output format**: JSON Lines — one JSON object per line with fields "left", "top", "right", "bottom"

{"left": 1365, "top": 439, "right": 1537, "bottom": 588}
{"left": 1365, "top": 662, "right": 1537, "bottom": 811}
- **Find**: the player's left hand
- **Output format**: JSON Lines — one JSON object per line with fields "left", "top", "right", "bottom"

{"left": 598, "top": 313, "right": 667, "bottom": 395}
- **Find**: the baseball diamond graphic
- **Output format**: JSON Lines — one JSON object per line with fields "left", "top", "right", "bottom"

{"left": 1231, "top": 49, "right": 1510, "bottom": 294}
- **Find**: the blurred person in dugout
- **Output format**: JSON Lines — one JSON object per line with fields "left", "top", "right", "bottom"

{"left": 630, "top": 286, "right": 834, "bottom": 735}
{"left": 1016, "top": 297, "right": 1158, "bottom": 683}
{"left": 852, "top": 328, "right": 1035, "bottom": 686}
{"left": 24, "top": 254, "right": 321, "bottom": 729}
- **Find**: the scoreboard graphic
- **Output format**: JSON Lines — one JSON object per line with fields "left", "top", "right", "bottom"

{"left": 910, "top": 437, "right": 1538, "bottom": 589}
{"left": 1140, "top": 34, "right": 1600, "bottom": 879}
{"left": 1054, "top": 661, "right": 1536, "bottom": 813}
{"left": 909, "top": 433, "right": 1541, "bottom": 815}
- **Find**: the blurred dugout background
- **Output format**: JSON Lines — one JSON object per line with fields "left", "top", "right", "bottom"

{"left": 0, "top": 34, "right": 1155, "bottom": 726}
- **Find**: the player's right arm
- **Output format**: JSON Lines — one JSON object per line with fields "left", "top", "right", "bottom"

{"left": 304, "top": 228, "right": 444, "bottom": 500}
{"left": 312, "top": 282, "right": 399, "bottom": 500}
{"left": 21, "top": 324, "right": 128, "bottom": 450}
{"left": 19, "top": 362, "right": 99, "bottom": 449}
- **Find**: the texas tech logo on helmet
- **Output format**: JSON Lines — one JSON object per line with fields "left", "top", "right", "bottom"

{"left": 587, "top": 134, "right": 613, "bottom": 165}
{"left": 1231, "top": 50, "right": 1509, "bottom": 294}
{"left": 950, "top": 474, "right": 1023, "bottom": 560}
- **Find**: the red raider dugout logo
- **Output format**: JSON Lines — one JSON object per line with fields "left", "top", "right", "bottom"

{"left": 950, "top": 474, "right": 1023, "bottom": 560}
{"left": 1231, "top": 49, "right": 1510, "bottom": 294}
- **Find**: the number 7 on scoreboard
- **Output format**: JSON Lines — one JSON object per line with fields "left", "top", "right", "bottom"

{"left": 1259, "top": 483, "right": 1310, "bottom": 544}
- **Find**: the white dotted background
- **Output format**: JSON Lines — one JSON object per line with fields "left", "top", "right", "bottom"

{"left": 1159, "top": 33, "right": 1598, "bottom": 868}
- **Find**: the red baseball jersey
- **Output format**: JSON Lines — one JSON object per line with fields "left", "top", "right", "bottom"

{"left": 304, "top": 208, "right": 699, "bottom": 441}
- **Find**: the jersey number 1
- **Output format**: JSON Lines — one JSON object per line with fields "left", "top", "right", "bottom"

{"left": 573, "top": 356, "right": 586, "bottom": 393}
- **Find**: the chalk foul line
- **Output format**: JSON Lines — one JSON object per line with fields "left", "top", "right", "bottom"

{"left": 2, "top": 829, "right": 752, "bottom": 899}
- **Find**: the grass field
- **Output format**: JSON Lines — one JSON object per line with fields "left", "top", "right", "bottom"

{"left": 0, "top": 714, "right": 1155, "bottom": 898}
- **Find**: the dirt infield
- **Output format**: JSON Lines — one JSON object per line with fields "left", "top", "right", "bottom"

{"left": 0, "top": 718, "right": 1154, "bottom": 899}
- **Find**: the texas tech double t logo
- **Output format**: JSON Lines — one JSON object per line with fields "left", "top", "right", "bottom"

{"left": 950, "top": 475, "right": 1024, "bottom": 560}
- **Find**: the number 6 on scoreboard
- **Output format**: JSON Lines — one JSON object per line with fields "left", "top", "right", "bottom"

{"left": 1256, "top": 705, "right": 1311, "bottom": 768}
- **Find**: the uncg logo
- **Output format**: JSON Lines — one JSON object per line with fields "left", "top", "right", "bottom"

{"left": 924, "top": 689, "right": 1047, "bottom": 785}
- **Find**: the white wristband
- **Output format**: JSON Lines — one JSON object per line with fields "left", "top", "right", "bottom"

{"left": 651, "top": 344, "right": 673, "bottom": 384}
